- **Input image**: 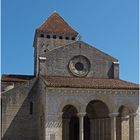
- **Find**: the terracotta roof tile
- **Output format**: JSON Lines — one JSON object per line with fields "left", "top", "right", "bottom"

{"left": 1, "top": 74, "right": 35, "bottom": 82}
{"left": 43, "top": 76, "right": 139, "bottom": 90}
{"left": 36, "top": 12, "right": 78, "bottom": 36}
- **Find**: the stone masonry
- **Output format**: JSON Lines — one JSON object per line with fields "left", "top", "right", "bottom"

{"left": 1, "top": 12, "right": 139, "bottom": 140}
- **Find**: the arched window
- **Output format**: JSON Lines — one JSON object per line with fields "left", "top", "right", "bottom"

{"left": 53, "top": 35, "right": 56, "bottom": 39}
{"left": 72, "top": 37, "right": 75, "bottom": 40}
{"left": 59, "top": 36, "right": 63, "bottom": 39}
{"left": 65, "top": 37, "right": 69, "bottom": 40}
{"left": 40, "top": 34, "right": 44, "bottom": 37}
{"left": 46, "top": 35, "right": 50, "bottom": 39}
{"left": 117, "top": 105, "right": 131, "bottom": 140}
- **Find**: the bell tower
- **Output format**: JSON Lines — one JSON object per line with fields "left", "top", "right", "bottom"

{"left": 33, "top": 11, "right": 78, "bottom": 76}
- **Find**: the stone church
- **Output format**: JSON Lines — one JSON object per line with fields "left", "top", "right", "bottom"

{"left": 1, "top": 12, "right": 139, "bottom": 140}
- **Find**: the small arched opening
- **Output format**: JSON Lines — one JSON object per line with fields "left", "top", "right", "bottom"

{"left": 62, "top": 105, "right": 79, "bottom": 140}
{"left": 46, "top": 35, "right": 50, "bottom": 39}
{"left": 40, "top": 34, "right": 44, "bottom": 37}
{"left": 85, "top": 100, "right": 111, "bottom": 140}
{"left": 117, "top": 105, "right": 131, "bottom": 140}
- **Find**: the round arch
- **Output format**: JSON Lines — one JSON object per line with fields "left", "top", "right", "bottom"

{"left": 116, "top": 103, "right": 134, "bottom": 140}
{"left": 85, "top": 95, "right": 113, "bottom": 113}
{"left": 116, "top": 100, "right": 136, "bottom": 113}
{"left": 86, "top": 99, "right": 110, "bottom": 118}
{"left": 84, "top": 99, "right": 111, "bottom": 140}
{"left": 57, "top": 99, "right": 81, "bottom": 114}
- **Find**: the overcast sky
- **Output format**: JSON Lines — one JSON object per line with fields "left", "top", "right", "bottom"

{"left": 2, "top": 0, "right": 138, "bottom": 83}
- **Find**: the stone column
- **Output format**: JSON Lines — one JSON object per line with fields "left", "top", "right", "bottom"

{"left": 78, "top": 113, "right": 86, "bottom": 140}
{"left": 109, "top": 113, "right": 119, "bottom": 140}
{"left": 129, "top": 113, "right": 137, "bottom": 140}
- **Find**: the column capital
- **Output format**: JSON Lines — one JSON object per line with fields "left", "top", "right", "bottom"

{"left": 121, "top": 115, "right": 130, "bottom": 120}
{"left": 77, "top": 112, "right": 86, "bottom": 117}
{"left": 108, "top": 112, "right": 119, "bottom": 117}
{"left": 130, "top": 112, "right": 137, "bottom": 116}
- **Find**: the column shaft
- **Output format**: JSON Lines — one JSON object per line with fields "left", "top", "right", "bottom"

{"left": 109, "top": 113, "right": 118, "bottom": 140}
{"left": 78, "top": 113, "right": 86, "bottom": 140}
{"left": 111, "top": 116, "right": 116, "bottom": 140}
{"left": 80, "top": 116, "right": 84, "bottom": 140}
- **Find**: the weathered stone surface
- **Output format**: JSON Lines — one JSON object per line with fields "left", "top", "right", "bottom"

{"left": 1, "top": 12, "right": 139, "bottom": 140}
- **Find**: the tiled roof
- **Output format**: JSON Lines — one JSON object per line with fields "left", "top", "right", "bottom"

{"left": 1, "top": 74, "right": 35, "bottom": 82}
{"left": 2, "top": 75, "right": 139, "bottom": 90}
{"left": 43, "top": 76, "right": 139, "bottom": 90}
{"left": 36, "top": 12, "right": 78, "bottom": 36}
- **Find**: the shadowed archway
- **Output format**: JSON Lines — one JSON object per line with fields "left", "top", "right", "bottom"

{"left": 62, "top": 105, "right": 79, "bottom": 140}
{"left": 85, "top": 100, "right": 111, "bottom": 140}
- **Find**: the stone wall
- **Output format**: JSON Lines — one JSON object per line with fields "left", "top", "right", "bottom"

{"left": 1, "top": 78, "right": 44, "bottom": 140}
{"left": 34, "top": 37, "right": 75, "bottom": 76}
{"left": 37, "top": 37, "right": 74, "bottom": 51}
{"left": 39, "top": 41, "right": 118, "bottom": 79}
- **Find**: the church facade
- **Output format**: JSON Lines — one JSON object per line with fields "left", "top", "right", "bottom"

{"left": 1, "top": 12, "right": 139, "bottom": 140}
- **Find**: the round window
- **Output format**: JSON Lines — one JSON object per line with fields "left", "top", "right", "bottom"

{"left": 69, "top": 55, "right": 90, "bottom": 77}
{"left": 75, "top": 62, "right": 84, "bottom": 71}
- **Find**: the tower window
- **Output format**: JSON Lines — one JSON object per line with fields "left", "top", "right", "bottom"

{"left": 44, "top": 50, "right": 46, "bottom": 52}
{"left": 30, "top": 102, "right": 33, "bottom": 115}
{"left": 40, "top": 34, "right": 44, "bottom": 37}
{"left": 47, "top": 35, "right": 50, "bottom": 38}
{"left": 72, "top": 37, "right": 75, "bottom": 40}
{"left": 59, "top": 36, "right": 63, "bottom": 39}
{"left": 47, "top": 35, "right": 50, "bottom": 39}
{"left": 65, "top": 37, "right": 69, "bottom": 40}
{"left": 53, "top": 35, "right": 56, "bottom": 39}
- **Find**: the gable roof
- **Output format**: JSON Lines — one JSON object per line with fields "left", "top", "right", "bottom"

{"left": 36, "top": 12, "right": 78, "bottom": 36}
